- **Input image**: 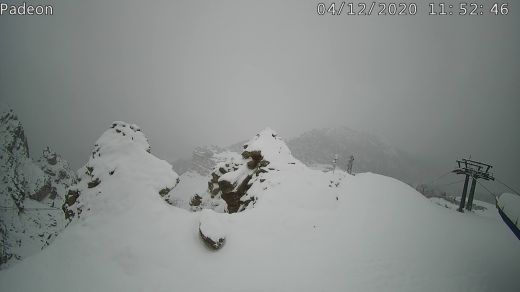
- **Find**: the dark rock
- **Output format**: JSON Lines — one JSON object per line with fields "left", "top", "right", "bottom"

{"left": 87, "top": 178, "right": 101, "bottom": 189}
{"left": 220, "top": 174, "right": 253, "bottom": 213}
{"left": 242, "top": 150, "right": 263, "bottom": 161}
{"left": 221, "top": 191, "right": 241, "bottom": 213}
{"left": 255, "top": 168, "right": 268, "bottom": 175}
{"left": 218, "top": 180, "right": 234, "bottom": 194}
{"left": 258, "top": 160, "right": 270, "bottom": 168}
{"left": 159, "top": 187, "right": 171, "bottom": 197}
{"left": 58, "top": 170, "right": 68, "bottom": 180}
{"left": 206, "top": 149, "right": 268, "bottom": 213}
{"left": 64, "top": 189, "right": 80, "bottom": 206}
{"left": 242, "top": 151, "right": 250, "bottom": 159}
{"left": 247, "top": 160, "right": 258, "bottom": 169}
{"left": 236, "top": 175, "right": 252, "bottom": 195}
{"left": 190, "top": 194, "right": 202, "bottom": 207}
{"left": 63, "top": 189, "right": 80, "bottom": 220}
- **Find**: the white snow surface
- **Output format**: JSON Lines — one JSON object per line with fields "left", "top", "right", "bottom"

{"left": 429, "top": 197, "right": 498, "bottom": 219}
{"left": 166, "top": 171, "right": 208, "bottom": 208}
{"left": 1, "top": 127, "right": 519, "bottom": 291}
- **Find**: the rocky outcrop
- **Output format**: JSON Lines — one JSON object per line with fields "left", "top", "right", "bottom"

{"left": 0, "top": 106, "right": 30, "bottom": 212}
{"left": 210, "top": 155, "right": 262, "bottom": 213}
{"left": 0, "top": 106, "right": 29, "bottom": 158}
{"left": 37, "top": 147, "right": 77, "bottom": 198}
{"left": 204, "top": 128, "right": 297, "bottom": 213}
{"left": 0, "top": 105, "right": 75, "bottom": 268}
{"left": 62, "top": 121, "right": 179, "bottom": 221}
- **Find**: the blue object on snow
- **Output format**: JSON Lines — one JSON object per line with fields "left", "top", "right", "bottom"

{"left": 496, "top": 197, "right": 520, "bottom": 241}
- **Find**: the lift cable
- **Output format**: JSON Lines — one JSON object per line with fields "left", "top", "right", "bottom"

{"left": 475, "top": 179, "right": 498, "bottom": 200}
{"left": 435, "top": 179, "right": 465, "bottom": 187}
{"left": 420, "top": 170, "right": 454, "bottom": 186}
{"left": 494, "top": 177, "right": 520, "bottom": 197}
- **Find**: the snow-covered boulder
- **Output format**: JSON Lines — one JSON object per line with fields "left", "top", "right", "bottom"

{"left": 198, "top": 209, "right": 226, "bottom": 249}
{"left": 62, "top": 121, "right": 179, "bottom": 220}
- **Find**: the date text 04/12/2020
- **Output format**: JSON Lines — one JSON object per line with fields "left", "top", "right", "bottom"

{"left": 0, "top": 2, "right": 54, "bottom": 16}
{"left": 316, "top": 2, "right": 510, "bottom": 16}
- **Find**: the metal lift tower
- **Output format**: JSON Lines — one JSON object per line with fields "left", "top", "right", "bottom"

{"left": 453, "top": 158, "right": 494, "bottom": 212}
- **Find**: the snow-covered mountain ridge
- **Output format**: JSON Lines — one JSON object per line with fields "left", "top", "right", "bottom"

{"left": 173, "top": 126, "right": 434, "bottom": 187}
{"left": 287, "top": 126, "right": 434, "bottom": 184}
{"left": 1, "top": 125, "right": 518, "bottom": 291}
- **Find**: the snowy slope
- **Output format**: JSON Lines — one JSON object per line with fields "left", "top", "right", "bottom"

{"left": 165, "top": 170, "right": 209, "bottom": 209}
{"left": 0, "top": 104, "right": 76, "bottom": 268}
{"left": 429, "top": 196, "right": 498, "bottom": 218}
{"left": 1, "top": 127, "right": 518, "bottom": 291}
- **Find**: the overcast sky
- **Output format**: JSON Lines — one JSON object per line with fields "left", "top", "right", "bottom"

{"left": 1, "top": 0, "right": 519, "bottom": 192}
